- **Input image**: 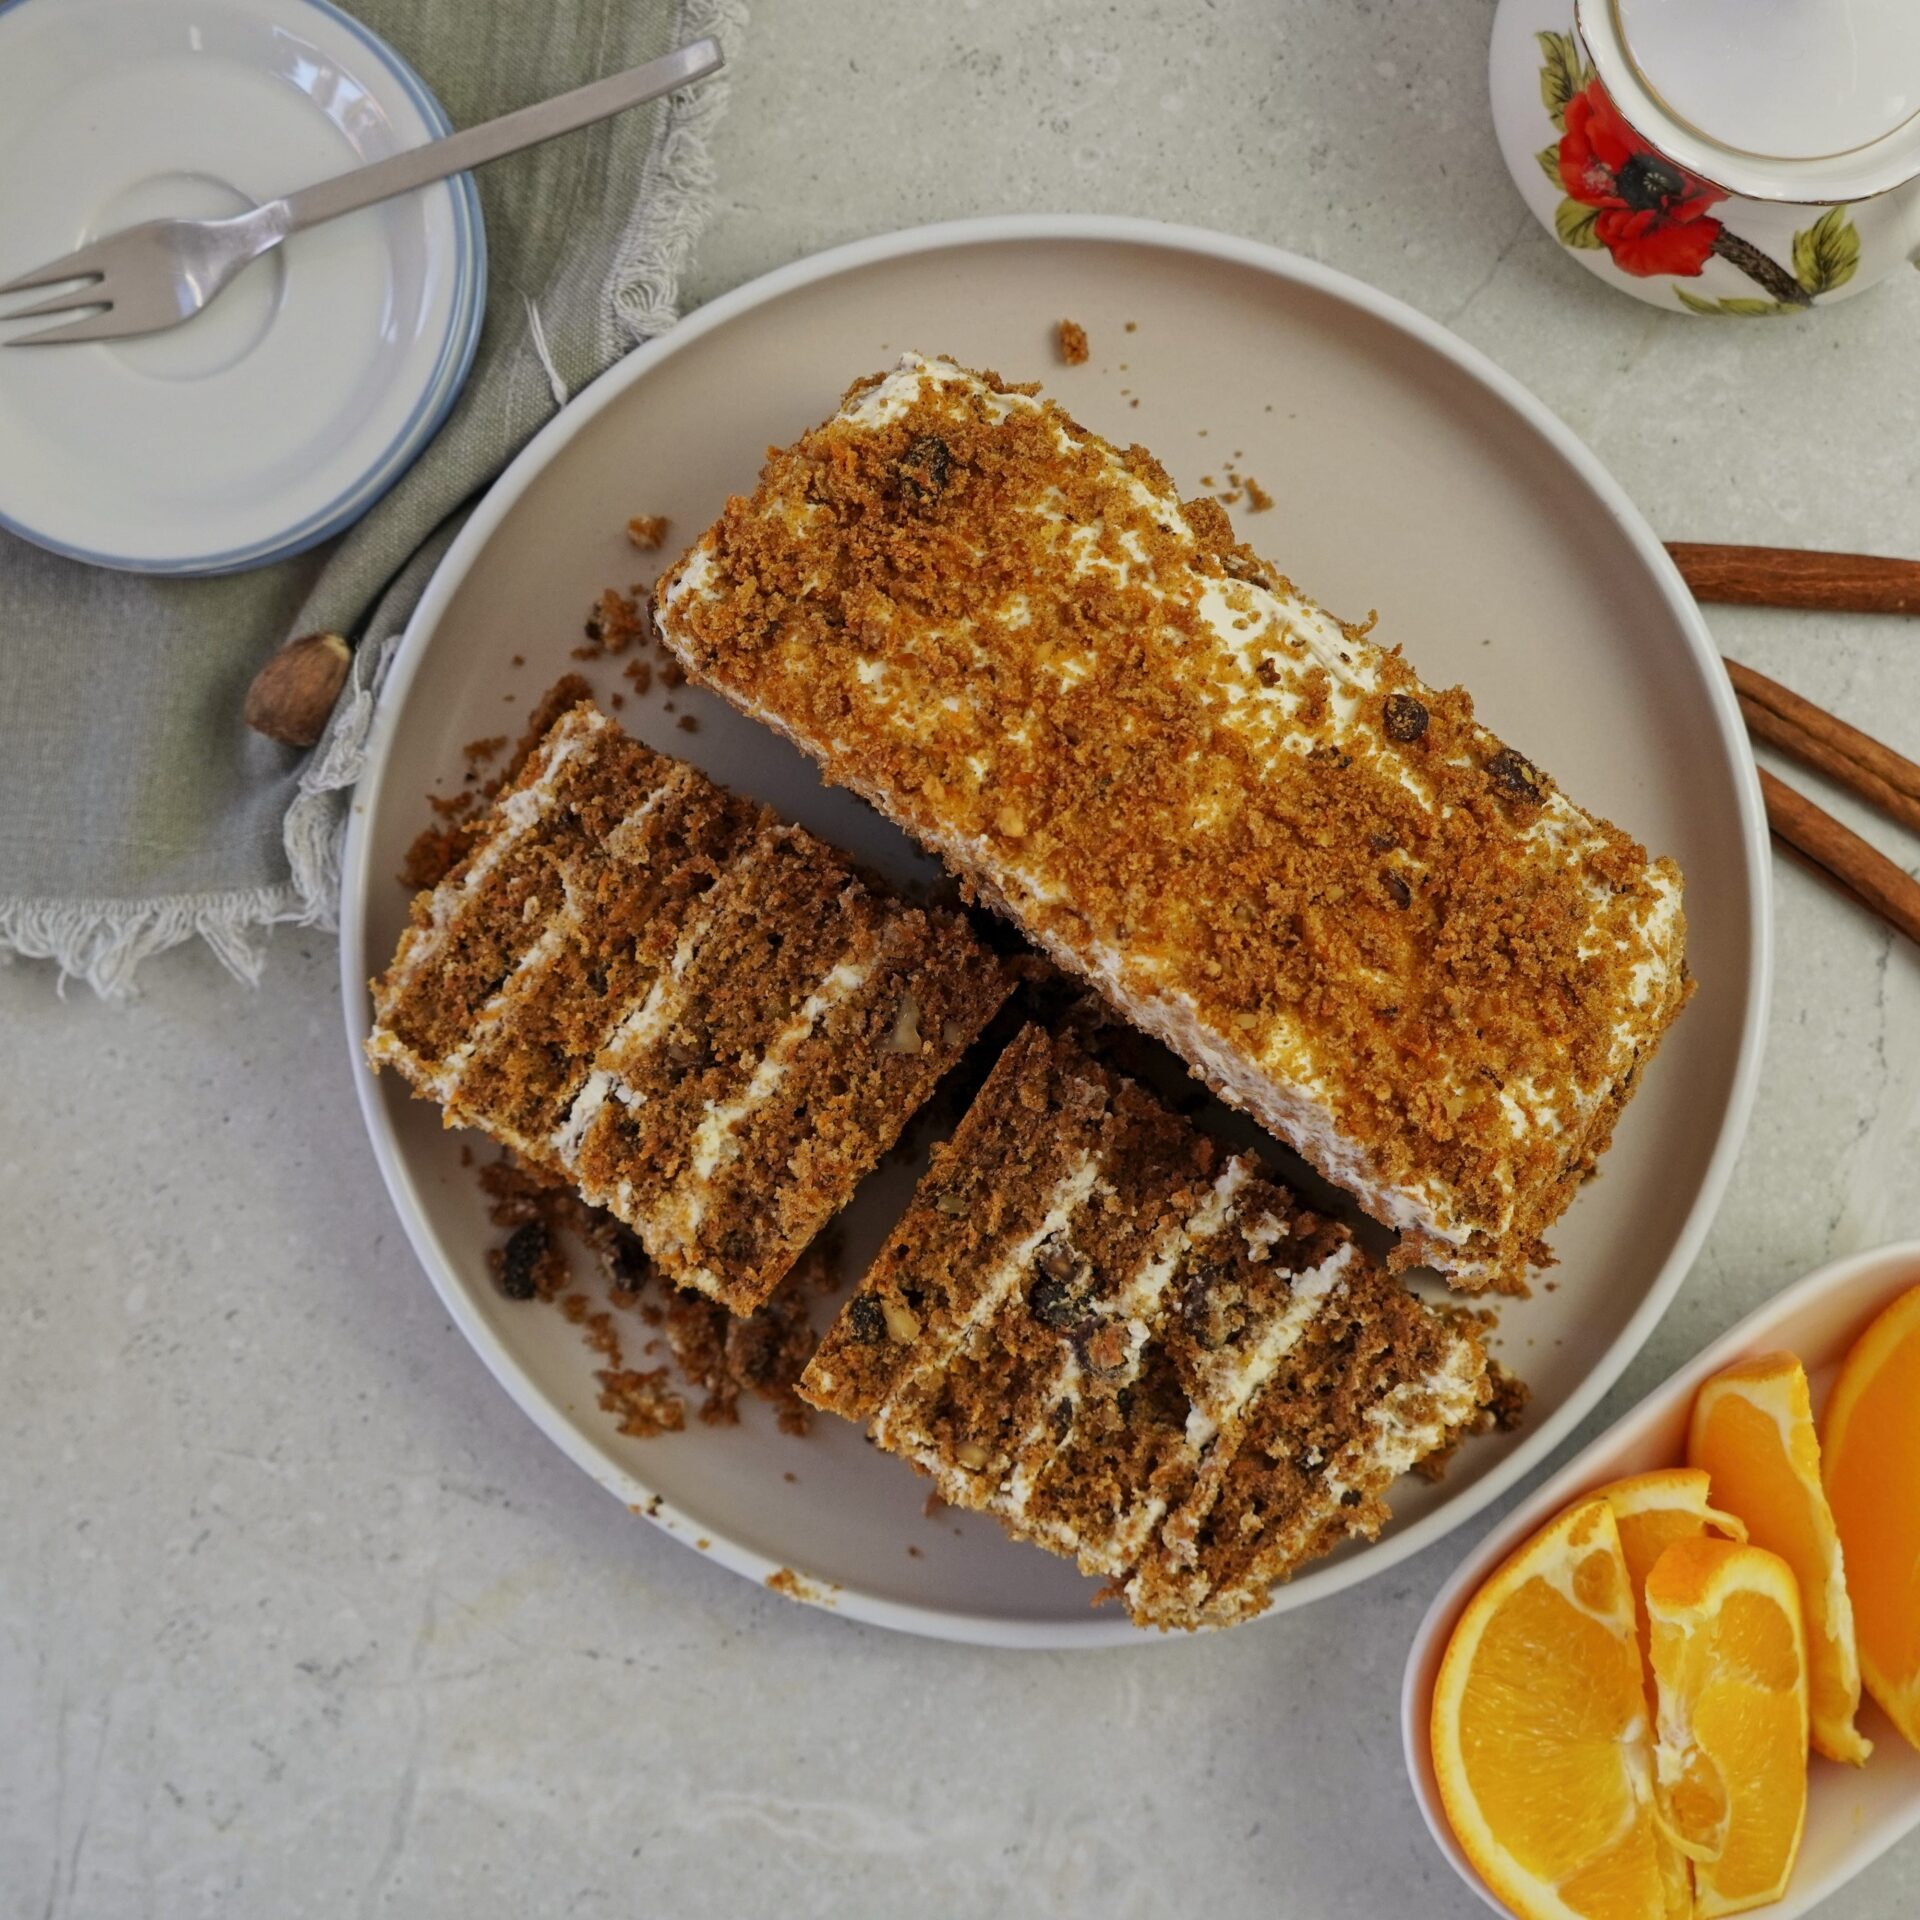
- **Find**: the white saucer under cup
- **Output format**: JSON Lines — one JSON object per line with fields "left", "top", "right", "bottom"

{"left": 0, "top": 0, "right": 484, "bottom": 575}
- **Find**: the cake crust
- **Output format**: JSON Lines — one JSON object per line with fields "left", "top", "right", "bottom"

{"left": 656, "top": 354, "right": 1691, "bottom": 1291}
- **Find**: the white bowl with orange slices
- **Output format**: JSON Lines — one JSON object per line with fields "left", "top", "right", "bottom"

{"left": 1403, "top": 1242, "right": 1920, "bottom": 1920}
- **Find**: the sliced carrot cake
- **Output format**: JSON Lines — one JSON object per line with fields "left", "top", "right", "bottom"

{"left": 368, "top": 701, "right": 1011, "bottom": 1312}
{"left": 801, "top": 1025, "right": 1490, "bottom": 1629}
{"left": 654, "top": 353, "right": 1691, "bottom": 1292}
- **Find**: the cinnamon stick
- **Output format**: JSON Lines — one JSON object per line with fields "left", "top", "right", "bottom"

{"left": 1734, "top": 690, "right": 1920, "bottom": 839}
{"left": 1759, "top": 769, "right": 1920, "bottom": 948}
{"left": 1670, "top": 542, "right": 1920, "bottom": 615}
{"left": 1726, "top": 657, "right": 1920, "bottom": 806}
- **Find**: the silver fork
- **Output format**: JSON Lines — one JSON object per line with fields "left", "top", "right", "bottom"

{"left": 0, "top": 38, "right": 722, "bottom": 347}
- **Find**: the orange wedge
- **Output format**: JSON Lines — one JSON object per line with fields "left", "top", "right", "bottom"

{"left": 1597, "top": 1468, "right": 1748, "bottom": 1918}
{"left": 1687, "top": 1352, "right": 1870, "bottom": 1764}
{"left": 1821, "top": 1282, "right": 1920, "bottom": 1750}
{"left": 1432, "top": 1499, "right": 1669, "bottom": 1920}
{"left": 1600, "top": 1468, "right": 1749, "bottom": 1675}
{"left": 1644, "top": 1538, "right": 1808, "bottom": 1918}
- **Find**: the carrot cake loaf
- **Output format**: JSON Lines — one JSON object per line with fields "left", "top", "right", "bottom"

{"left": 655, "top": 354, "right": 1691, "bottom": 1291}
{"left": 801, "top": 1026, "right": 1490, "bottom": 1629}
{"left": 368, "top": 700, "right": 1012, "bottom": 1311}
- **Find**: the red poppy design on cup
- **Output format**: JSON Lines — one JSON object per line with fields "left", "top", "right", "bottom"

{"left": 1557, "top": 79, "right": 1726, "bottom": 277}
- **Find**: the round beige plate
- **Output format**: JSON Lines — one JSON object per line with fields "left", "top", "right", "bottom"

{"left": 341, "top": 217, "right": 1770, "bottom": 1646}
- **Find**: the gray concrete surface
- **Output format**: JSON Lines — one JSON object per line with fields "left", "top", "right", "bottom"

{"left": 7, "top": 3, "right": 1919, "bottom": 1914}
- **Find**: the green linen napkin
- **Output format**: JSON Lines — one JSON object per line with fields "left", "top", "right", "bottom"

{"left": 0, "top": 0, "right": 745, "bottom": 996}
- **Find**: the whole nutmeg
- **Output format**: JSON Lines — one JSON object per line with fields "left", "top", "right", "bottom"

{"left": 244, "top": 631, "right": 351, "bottom": 747}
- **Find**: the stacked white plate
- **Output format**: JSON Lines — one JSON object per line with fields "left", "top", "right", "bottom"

{"left": 0, "top": 0, "right": 483, "bottom": 574}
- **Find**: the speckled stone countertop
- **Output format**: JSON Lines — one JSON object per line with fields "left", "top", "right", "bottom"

{"left": 7, "top": 4, "right": 1919, "bottom": 1914}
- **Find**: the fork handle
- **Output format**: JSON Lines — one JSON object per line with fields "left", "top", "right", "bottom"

{"left": 277, "top": 39, "right": 723, "bottom": 233}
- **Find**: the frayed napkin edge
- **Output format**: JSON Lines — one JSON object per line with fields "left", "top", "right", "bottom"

{"left": 0, "top": 886, "right": 316, "bottom": 1002}
{"left": 603, "top": 0, "right": 749, "bottom": 352}
{"left": 0, "top": 626, "right": 394, "bottom": 1003}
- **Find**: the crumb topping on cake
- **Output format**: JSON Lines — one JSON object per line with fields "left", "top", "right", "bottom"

{"left": 368, "top": 698, "right": 1012, "bottom": 1311}
{"left": 656, "top": 353, "right": 1691, "bottom": 1289}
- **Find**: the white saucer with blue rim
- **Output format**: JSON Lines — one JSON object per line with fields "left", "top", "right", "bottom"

{"left": 0, "top": 0, "right": 485, "bottom": 576}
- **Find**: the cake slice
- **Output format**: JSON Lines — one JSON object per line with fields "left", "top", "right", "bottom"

{"left": 655, "top": 353, "right": 1690, "bottom": 1291}
{"left": 801, "top": 1026, "right": 1489, "bottom": 1629}
{"left": 368, "top": 701, "right": 1012, "bottom": 1311}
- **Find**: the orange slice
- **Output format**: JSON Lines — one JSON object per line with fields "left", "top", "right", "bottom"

{"left": 1600, "top": 1468, "right": 1749, "bottom": 1675}
{"left": 1432, "top": 1499, "right": 1669, "bottom": 1920}
{"left": 1598, "top": 1468, "right": 1748, "bottom": 1918}
{"left": 1644, "top": 1538, "right": 1808, "bottom": 1918}
{"left": 1821, "top": 1282, "right": 1920, "bottom": 1750}
{"left": 1687, "top": 1352, "right": 1870, "bottom": 1764}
